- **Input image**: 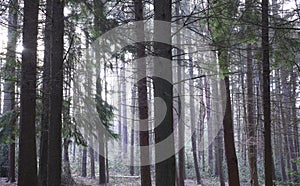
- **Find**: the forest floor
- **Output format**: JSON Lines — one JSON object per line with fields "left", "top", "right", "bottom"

{"left": 0, "top": 177, "right": 267, "bottom": 186}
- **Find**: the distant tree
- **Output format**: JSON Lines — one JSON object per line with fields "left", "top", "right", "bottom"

{"left": 5, "top": 0, "right": 18, "bottom": 182}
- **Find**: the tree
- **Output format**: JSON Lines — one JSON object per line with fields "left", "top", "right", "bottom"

{"left": 134, "top": 0, "right": 152, "bottom": 185}
{"left": 18, "top": 0, "right": 39, "bottom": 185}
{"left": 39, "top": 0, "right": 52, "bottom": 185}
{"left": 47, "top": 0, "right": 64, "bottom": 185}
{"left": 208, "top": 0, "right": 241, "bottom": 184}
{"left": 246, "top": 45, "right": 259, "bottom": 186}
{"left": 262, "top": 0, "right": 273, "bottom": 184}
{"left": 153, "top": 0, "right": 175, "bottom": 185}
{"left": 188, "top": 53, "right": 201, "bottom": 184}
{"left": 5, "top": 0, "right": 18, "bottom": 182}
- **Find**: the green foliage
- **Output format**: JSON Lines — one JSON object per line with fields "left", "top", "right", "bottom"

{"left": 95, "top": 90, "right": 119, "bottom": 140}
{"left": 62, "top": 97, "right": 87, "bottom": 146}
{"left": 0, "top": 109, "right": 19, "bottom": 144}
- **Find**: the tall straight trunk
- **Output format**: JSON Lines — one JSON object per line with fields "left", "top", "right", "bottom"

{"left": 206, "top": 77, "right": 213, "bottom": 173}
{"left": 5, "top": 0, "right": 18, "bottom": 182}
{"left": 189, "top": 56, "right": 201, "bottom": 185}
{"left": 18, "top": 0, "right": 39, "bottom": 185}
{"left": 153, "top": 0, "right": 175, "bottom": 185}
{"left": 246, "top": 45, "right": 259, "bottom": 186}
{"left": 262, "top": 0, "right": 273, "bottom": 184}
{"left": 176, "top": 0, "right": 185, "bottom": 184}
{"left": 90, "top": 146, "right": 96, "bottom": 179}
{"left": 212, "top": 74, "right": 225, "bottom": 186}
{"left": 96, "top": 77, "right": 106, "bottom": 185}
{"left": 280, "top": 67, "right": 298, "bottom": 182}
{"left": 81, "top": 147, "right": 87, "bottom": 177}
{"left": 47, "top": 0, "right": 64, "bottom": 185}
{"left": 130, "top": 85, "right": 136, "bottom": 176}
{"left": 223, "top": 75, "right": 240, "bottom": 186}
{"left": 217, "top": 130, "right": 225, "bottom": 186}
{"left": 241, "top": 65, "right": 248, "bottom": 165}
{"left": 291, "top": 67, "right": 299, "bottom": 163}
{"left": 121, "top": 60, "right": 128, "bottom": 158}
{"left": 134, "top": 0, "right": 152, "bottom": 185}
{"left": 39, "top": 0, "right": 51, "bottom": 185}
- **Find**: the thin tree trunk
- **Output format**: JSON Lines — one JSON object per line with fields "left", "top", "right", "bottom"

{"left": 18, "top": 0, "right": 39, "bottom": 185}
{"left": 39, "top": 0, "right": 51, "bottom": 185}
{"left": 246, "top": 45, "right": 259, "bottom": 186}
{"left": 134, "top": 0, "right": 152, "bottom": 184}
{"left": 5, "top": 0, "right": 18, "bottom": 182}
{"left": 121, "top": 60, "right": 128, "bottom": 158}
{"left": 130, "top": 86, "right": 136, "bottom": 176}
{"left": 175, "top": 1, "right": 185, "bottom": 185}
{"left": 82, "top": 147, "right": 87, "bottom": 177}
{"left": 189, "top": 55, "right": 201, "bottom": 185}
{"left": 90, "top": 146, "right": 96, "bottom": 179}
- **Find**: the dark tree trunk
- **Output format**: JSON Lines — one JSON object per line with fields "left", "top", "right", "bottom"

{"left": 134, "top": 0, "right": 152, "bottom": 185}
{"left": 18, "top": 0, "right": 39, "bottom": 185}
{"left": 222, "top": 74, "right": 240, "bottom": 186}
{"left": 153, "top": 0, "right": 175, "bottom": 185}
{"left": 176, "top": 1, "right": 185, "bottom": 184}
{"left": 47, "top": 0, "right": 64, "bottom": 185}
{"left": 82, "top": 147, "right": 87, "bottom": 177}
{"left": 39, "top": 0, "right": 51, "bottom": 185}
{"left": 262, "top": 0, "right": 273, "bottom": 184}
{"left": 90, "top": 146, "right": 96, "bottom": 179}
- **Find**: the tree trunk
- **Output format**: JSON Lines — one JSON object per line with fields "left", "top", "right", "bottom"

{"left": 153, "top": 0, "right": 175, "bottom": 185}
{"left": 5, "top": 0, "right": 18, "bottom": 182}
{"left": 121, "top": 60, "right": 128, "bottom": 158}
{"left": 222, "top": 74, "right": 240, "bottom": 186}
{"left": 96, "top": 77, "right": 106, "bottom": 185}
{"left": 246, "top": 45, "right": 259, "bottom": 186}
{"left": 176, "top": 1, "right": 185, "bottom": 184}
{"left": 189, "top": 55, "right": 201, "bottom": 185}
{"left": 134, "top": 0, "right": 152, "bottom": 185}
{"left": 262, "top": 0, "right": 273, "bottom": 184}
{"left": 130, "top": 85, "right": 136, "bottom": 176}
{"left": 18, "top": 0, "right": 39, "bottom": 185}
{"left": 90, "top": 146, "right": 96, "bottom": 179}
{"left": 39, "top": 0, "right": 51, "bottom": 185}
{"left": 47, "top": 0, "right": 64, "bottom": 185}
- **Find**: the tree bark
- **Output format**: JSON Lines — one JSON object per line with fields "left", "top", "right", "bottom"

{"left": 39, "top": 0, "right": 51, "bottom": 185}
{"left": 175, "top": 1, "right": 185, "bottom": 185}
{"left": 246, "top": 45, "right": 259, "bottom": 186}
{"left": 262, "top": 0, "right": 273, "bottom": 184}
{"left": 90, "top": 146, "right": 96, "bottom": 179}
{"left": 189, "top": 55, "right": 201, "bottom": 185}
{"left": 134, "top": 0, "right": 152, "bottom": 185}
{"left": 47, "top": 0, "right": 64, "bottom": 185}
{"left": 18, "top": 0, "right": 39, "bottom": 185}
{"left": 153, "top": 0, "right": 175, "bottom": 185}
